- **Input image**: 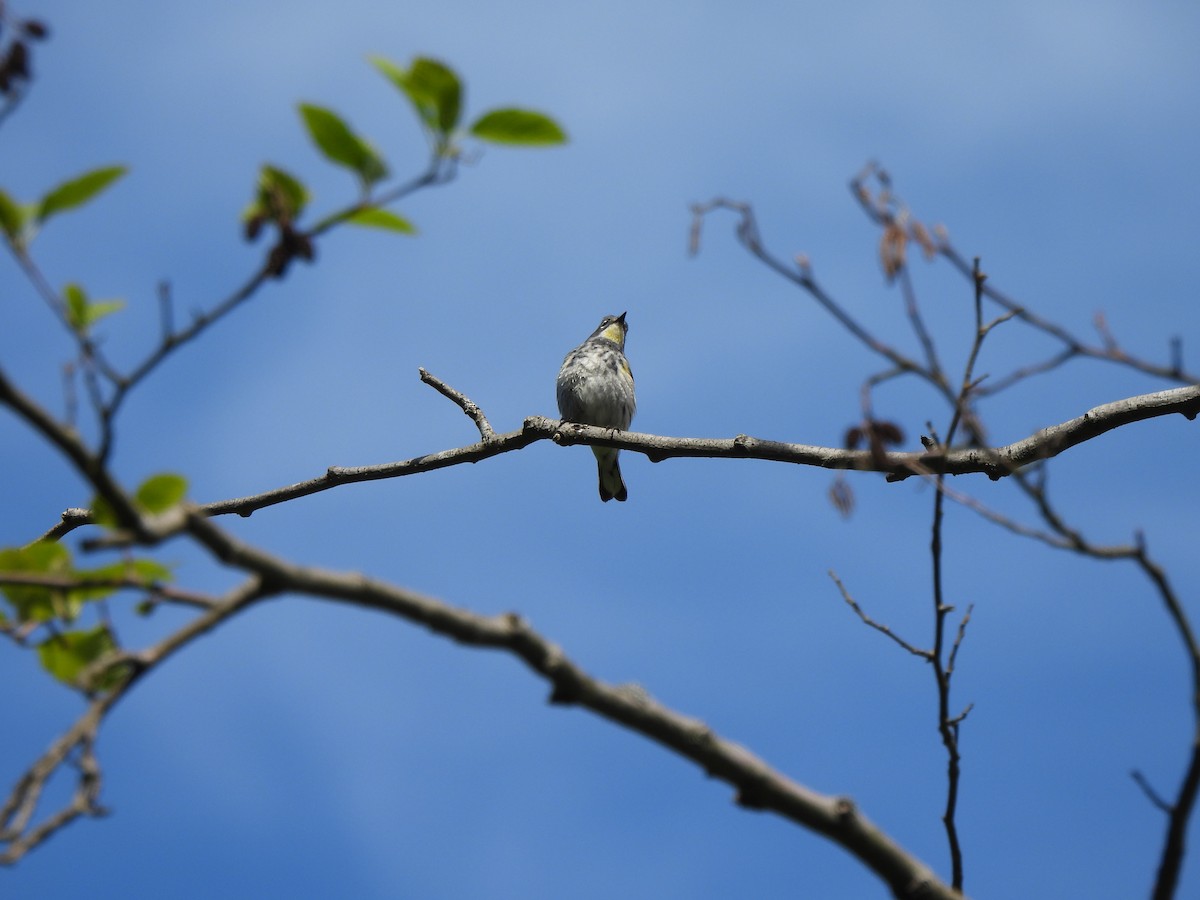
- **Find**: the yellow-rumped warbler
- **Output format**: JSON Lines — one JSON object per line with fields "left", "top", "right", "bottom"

{"left": 556, "top": 312, "right": 637, "bottom": 502}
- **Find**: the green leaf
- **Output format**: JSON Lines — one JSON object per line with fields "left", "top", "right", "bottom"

{"left": 71, "top": 558, "right": 174, "bottom": 603}
{"left": 298, "top": 104, "right": 388, "bottom": 186}
{"left": 344, "top": 207, "right": 417, "bottom": 235}
{"left": 369, "top": 56, "right": 410, "bottom": 95}
{"left": 83, "top": 299, "right": 126, "bottom": 328}
{"left": 0, "top": 542, "right": 73, "bottom": 622}
{"left": 135, "top": 473, "right": 188, "bottom": 514}
{"left": 90, "top": 493, "right": 119, "bottom": 528}
{"left": 63, "top": 283, "right": 125, "bottom": 333}
{"left": 246, "top": 164, "right": 310, "bottom": 223}
{"left": 37, "top": 165, "right": 127, "bottom": 224}
{"left": 408, "top": 58, "right": 462, "bottom": 133}
{"left": 38, "top": 625, "right": 123, "bottom": 691}
{"left": 371, "top": 56, "right": 462, "bottom": 137}
{"left": 0, "top": 187, "right": 26, "bottom": 242}
{"left": 65, "top": 282, "right": 89, "bottom": 329}
{"left": 469, "top": 109, "right": 567, "bottom": 146}
{"left": 90, "top": 479, "right": 183, "bottom": 528}
{"left": 126, "top": 558, "right": 174, "bottom": 582}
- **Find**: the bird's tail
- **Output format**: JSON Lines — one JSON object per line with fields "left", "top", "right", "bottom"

{"left": 593, "top": 447, "right": 628, "bottom": 502}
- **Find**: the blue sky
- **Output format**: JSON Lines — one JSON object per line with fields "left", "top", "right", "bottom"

{"left": 3, "top": 1, "right": 1199, "bottom": 897}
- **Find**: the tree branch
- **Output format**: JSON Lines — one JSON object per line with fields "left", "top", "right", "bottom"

{"left": 0, "top": 576, "right": 269, "bottom": 864}
{"left": 419, "top": 367, "right": 496, "bottom": 441}
{"left": 193, "top": 385, "right": 1200, "bottom": 518}
{"left": 181, "top": 513, "right": 962, "bottom": 899}
{"left": 830, "top": 571, "right": 931, "bottom": 660}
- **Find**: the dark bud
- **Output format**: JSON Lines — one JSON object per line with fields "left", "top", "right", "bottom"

{"left": 22, "top": 19, "right": 50, "bottom": 40}
{"left": 870, "top": 420, "right": 904, "bottom": 447}
{"left": 243, "top": 212, "right": 266, "bottom": 242}
{"left": 865, "top": 420, "right": 904, "bottom": 469}
{"left": 293, "top": 232, "right": 315, "bottom": 262}
{"left": 879, "top": 221, "right": 907, "bottom": 282}
{"left": 7, "top": 41, "right": 29, "bottom": 79}
{"left": 828, "top": 476, "right": 854, "bottom": 519}
{"left": 844, "top": 426, "right": 863, "bottom": 450}
{"left": 266, "top": 242, "right": 291, "bottom": 279}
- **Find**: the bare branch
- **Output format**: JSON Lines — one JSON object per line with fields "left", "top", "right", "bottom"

{"left": 1134, "top": 770, "right": 1175, "bottom": 815}
{"left": 0, "top": 576, "right": 268, "bottom": 864}
{"left": 156, "top": 281, "right": 174, "bottom": 342}
{"left": 829, "top": 571, "right": 930, "bottom": 659}
{"left": 179, "top": 513, "right": 961, "bottom": 899}
{"left": 419, "top": 367, "right": 496, "bottom": 441}
{"left": 199, "top": 425, "right": 543, "bottom": 519}
{"left": 939, "top": 243, "right": 1198, "bottom": 387}
{"left": 185, "top": 384, "right": 1199, "bottom": 521}
{"left": 946, "top": 605, "right": 974, "bottom": 678}
{"left": 31, "top": 508, "right": 92, "bottom": 544}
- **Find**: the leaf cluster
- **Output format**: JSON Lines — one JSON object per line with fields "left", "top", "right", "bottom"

{"left": 1, "top": 473, "right": 186, "bottom": 691}
{"left": 244, "top": 55, "right": 566, "bottom": 274}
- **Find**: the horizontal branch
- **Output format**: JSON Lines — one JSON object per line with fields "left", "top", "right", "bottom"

{"left": 191, "top": 384, "right": 1200, "bottom": 519}
{"left": 540, "top": 384, "right": 1200, "bottom": 481}
{"left": 201, "top": 427, "right": 544, "bottom": 517}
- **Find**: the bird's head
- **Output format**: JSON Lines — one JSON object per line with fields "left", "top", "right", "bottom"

{"left": 591, "top": 311, "right": 628, "bottom": 348}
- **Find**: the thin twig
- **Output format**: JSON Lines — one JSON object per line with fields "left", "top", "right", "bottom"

{"left": 1133, "top": 770, "right": 1175, "bottom": 815}
{"left": 156, "top": 281, "right": 174, "bottom": 342}
{"left": 418, "top": 368, "right": 496, "bottom": 441}
{"left": 829, "top": 571, "right": 930, "bottom": 659}
{"left": 946, "top": 605, "right": 974, "bottom": 679}
{"left": 30, "top": 508, "right": 92, "bottom": 544}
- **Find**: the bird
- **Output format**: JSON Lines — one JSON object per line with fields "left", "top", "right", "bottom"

{"left": 556, "top": 312, "right": 637, "bottom": 502}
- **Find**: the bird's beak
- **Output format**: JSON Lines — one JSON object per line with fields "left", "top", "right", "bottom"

{"left": 617, "top": 311, "right": 627, "bottom": 324}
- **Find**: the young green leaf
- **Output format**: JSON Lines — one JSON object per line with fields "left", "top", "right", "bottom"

{"left": 0, "top": 187, "right": 26, "bottom": 242}
{"left": 63, "top": 282, "right": 125, "bottom": 333}
{"left": 70, "top": 558, "right": 173, "bottom": 604}
{"left": 408, "top": 58, "right": 462, "bottom": 133}
{"left": 37, "top": 165, "right": 128, "bottom": 224}
{"left": 135, "top": 473, "right": 188, "bottom": 514}
{"left": 37, "top": 625, "right": 122, "bottom": 690}
{"left": 81, "top": 299, "right": 126, "bottom": 329}
{"left": 90, "top": 493, "right": 119, "bottom": 528}
{"left": 370, "top": 56, "right": 462, "bottom": 139}
{"left": 344, "top": 207, "right": 417, "bottom": 235}
{"left": 246, "top": 164, "right": 310, "bottom": 223}
{"left": 0, "top": 542, "right": 73, "bottom": 622}
{"left": 64, "top": 282, "right": 89, "bottom": 330}
{"left": 126, "top": 558, "right": 174, "bottom": 583}
{"left": 298, "top": 104, "right": 388, "bottom": 186}
{"left": 469, "top": 109, "right": 567, "bottom": 146}
{"left": 369, "top": 56, "right": 409, "bottom": 94}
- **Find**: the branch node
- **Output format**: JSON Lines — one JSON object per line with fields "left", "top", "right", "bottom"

{"left": 734, "top": 787, "right": 768, "bottom": 810}
{"left": 834, "top": 796, "right": 858, "bottom": 823}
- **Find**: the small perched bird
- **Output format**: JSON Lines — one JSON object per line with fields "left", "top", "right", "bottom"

{"left": 556, "top": 312, "right": 637, "bottom": 502}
